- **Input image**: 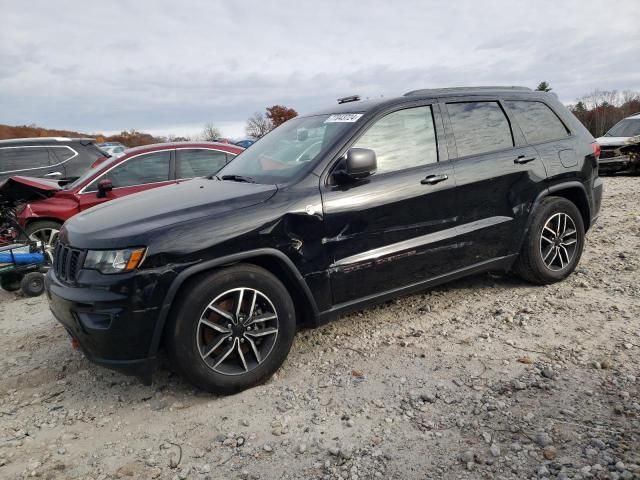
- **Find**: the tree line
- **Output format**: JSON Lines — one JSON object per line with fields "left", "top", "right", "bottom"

{"left": 536, "top": 81, "right": 640, "bottom": 137}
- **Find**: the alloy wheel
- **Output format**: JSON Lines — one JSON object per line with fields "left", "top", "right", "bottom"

{"left": 539, "top": 212, "right": 578, "bottom": 271}
{"left": 29, "top": 228, "right": 60, "bottom": 263}
{"left": 196, "top": 287, "right": 279, "bottom": 376}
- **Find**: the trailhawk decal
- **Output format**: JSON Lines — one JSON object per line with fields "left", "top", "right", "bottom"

{"left": 324, "top": 113, "right": 363, "bottom": 123}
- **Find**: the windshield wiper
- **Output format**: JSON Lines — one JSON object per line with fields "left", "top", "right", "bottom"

{"left": 220, "top": 174, "right": 256, "bottom": 183}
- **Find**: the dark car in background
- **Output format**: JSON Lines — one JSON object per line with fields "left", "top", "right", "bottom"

{"left": 0, "top": 137, "right": 108, "bottom": 182}
{"left": 46, "top": 86, "right": 602, "bottom": 394}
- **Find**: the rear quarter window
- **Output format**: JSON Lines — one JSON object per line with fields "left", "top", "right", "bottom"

{"left": 446, "top": 101, "right": 514, "bottom": 157}
{"left": 505, "top": 100, "right": 570, "bottom": 144}
{"left": 49, "top": 146, "right": 77, "bottom": 163}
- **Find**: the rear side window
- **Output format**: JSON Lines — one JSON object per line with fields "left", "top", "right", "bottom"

{"left": 49, "top": 146, "right": 77, "bottom": 163}
{"left": 446, "top": 102, "right": 514, "bottom": 157}
{"left": 354, "top": 106, "right": 438, "bottom": 174}
{"left": 176, "top": 149, "right": 228, "bottom": 178}
{"left": 89, "top": 151, "right": 171, "bottom": 189}
{"left": 0, "top": 147, "right": 52, "bottom": 173}
{"left": 506, "top": 101, "right": 570, "bottom": 144}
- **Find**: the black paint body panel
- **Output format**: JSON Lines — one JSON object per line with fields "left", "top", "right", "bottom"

{"left": 45, "top": 88, "right": 602, "bottom": 380}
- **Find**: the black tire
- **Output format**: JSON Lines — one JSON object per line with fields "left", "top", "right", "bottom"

{"left": 166, "top": 264, "right": 296, "bottom": 394}
{"left": 1, "top": 272, "right": 22, "bottom": 292}
{"left": 514, "top": 196, "right": 585, "bottom": 285}
{"left": 20, "top": 272, "right": 45, "bottom": 297}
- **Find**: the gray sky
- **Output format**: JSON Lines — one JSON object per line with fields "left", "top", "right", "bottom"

{"left": 1, "top": 0, "right": 639, "bottom": 139}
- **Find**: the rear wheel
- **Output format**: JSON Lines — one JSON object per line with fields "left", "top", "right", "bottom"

{"left": 1, "top": 272, "right": 22, "bottom": 292}
{"left": 166, "top": 264, "right": 296, "bottom": 394}
{"left": 26, "top": 220, "right": 62, "bottom": 263}
{"left": 514, "top": 196, "right": 585, "bottom": 284}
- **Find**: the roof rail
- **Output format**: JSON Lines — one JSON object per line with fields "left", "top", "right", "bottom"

{"left": 0, "top": 136, "right": 95, "bottom": 144}
{"left": 403, "top": 86, "right": 532, "bottom": 97}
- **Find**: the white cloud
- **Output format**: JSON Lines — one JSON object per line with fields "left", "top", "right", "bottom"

{"left": 0, "top": 0, "right": 638, "bottom": 135}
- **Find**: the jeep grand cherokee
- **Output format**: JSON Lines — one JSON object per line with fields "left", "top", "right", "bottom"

{"left": 45, "top": 86, "right": 603, "bottom": 393}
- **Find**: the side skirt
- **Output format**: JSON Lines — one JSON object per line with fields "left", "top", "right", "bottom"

{"left": 316, "top": 254, "right": 518, "bottom": 325}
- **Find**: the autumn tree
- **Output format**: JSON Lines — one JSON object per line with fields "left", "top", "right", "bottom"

{"left": 265, "top": 105, "right": 298, "bottom": 128}
{"left": 201, "top": 123, "right": 222, "bottom": 142}
{"left": 245, "top": 112, "right": 272, "bottom": 139}
{"left": 535, "top": 81, "right": 552, "bottom": 92}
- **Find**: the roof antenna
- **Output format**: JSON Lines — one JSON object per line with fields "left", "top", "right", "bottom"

{"left": 337, "top": 95, "right": 360, "bottom": 104}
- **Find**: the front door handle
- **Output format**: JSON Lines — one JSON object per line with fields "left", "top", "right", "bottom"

{"left": 514, "top": 155, "right": 536, "bottom": 164}
{"left": 421, "top": 174, "right": 449, "bottom": 185}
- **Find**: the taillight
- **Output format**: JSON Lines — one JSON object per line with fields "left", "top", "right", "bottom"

{"left": 591, "top": 142, "right": 601, "bottom": 159}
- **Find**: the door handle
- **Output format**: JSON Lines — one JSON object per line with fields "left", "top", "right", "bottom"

{"left": 421, "top": 174, "right": 449, "bottom": 185}
{"left": 45, "top": 171, "right": 62, "bottom": 177}
{"left": 514, "top": 155, "right": 536, "bottom": 164}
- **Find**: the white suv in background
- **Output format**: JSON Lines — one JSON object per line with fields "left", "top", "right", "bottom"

{"left": 596, "top": 113, "right": 640, "bottom": 174}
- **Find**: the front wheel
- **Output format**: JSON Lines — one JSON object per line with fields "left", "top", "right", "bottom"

{"left": 20, "top": 272, "right": 45, "bottom": 297}
{"left": 514, "top": 196, "right": 585, "bottom": 285}
{"left": 166, "top": 264, "right": 296, "bottom": 394}
{"left": 25, "top": 220, "right": 62, "bottom": 264}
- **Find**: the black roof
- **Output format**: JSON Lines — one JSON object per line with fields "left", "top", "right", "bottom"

{"left": 307, "top": 86, "right": 545, "bottom": 116}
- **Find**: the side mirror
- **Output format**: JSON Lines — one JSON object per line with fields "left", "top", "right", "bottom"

{"left": 96, "top": 179, "right": 113, "bottom": 198}
{"left": 334, "top": 148, "right": 377, "bottom": 183}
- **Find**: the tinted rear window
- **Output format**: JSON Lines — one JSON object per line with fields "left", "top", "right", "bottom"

{"left": 0, "top": 147, "right": 52, "bottom": 173}
{"left": 177, "top": 149, "right": 228, "bottom": 178}
{"left": 506, "top": 101, "right": 570, "bottom": 144}
{"left": 446, "top": 102, "right": 514, "bottom": 157}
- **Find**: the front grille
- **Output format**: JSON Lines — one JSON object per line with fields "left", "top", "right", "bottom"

{"left": 54, "top": 243, "right": 85, "bottom": 283}
{"left": 599, "top": 147, "right": 618, "bottom": 159}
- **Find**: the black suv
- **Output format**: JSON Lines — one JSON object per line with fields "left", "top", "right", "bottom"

{"left": 0, "top": 137, "right": 108, "bottom": 182}
{"left": 46, "top": 87, "right": 603, "bottom": 393}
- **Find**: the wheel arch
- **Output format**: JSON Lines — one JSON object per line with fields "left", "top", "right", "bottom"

{"left": 545, "top": 182, "right": 592, "bottom": 231}
{"left": 148, "top": 249, "right": 320, "bottom": 357}
{"left": 23, "top": 217, "right": 64, "bottom": 230}
{"left": 515, "top": 181, "right": 592, "bottom": 260}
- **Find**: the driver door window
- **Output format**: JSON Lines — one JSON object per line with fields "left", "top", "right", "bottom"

{"left": 88, "top": 151, "right": 171, "bottom": 190}
{"left": 353, "top": 106, "right": 438, "bottom": 174}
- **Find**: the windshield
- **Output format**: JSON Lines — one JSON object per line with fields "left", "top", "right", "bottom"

{"left": 216, "top": 114, "right": 355, "bottom": 184}
{"left": 605, "top": 118, "right": 640, "bottom": 137}
{"left": 63, "top": 156, "right": 120, "bottom": 190}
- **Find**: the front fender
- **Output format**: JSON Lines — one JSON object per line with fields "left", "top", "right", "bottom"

{"left": 147, "top": 248, "right": 319, "bottom": 357}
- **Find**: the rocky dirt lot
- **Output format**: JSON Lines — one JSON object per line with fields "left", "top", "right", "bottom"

{"left": 0, "top": 177, "right": 638, "bottom": 480}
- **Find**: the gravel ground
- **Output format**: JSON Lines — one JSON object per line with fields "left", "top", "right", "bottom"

{"left": 0, "top": 177, "right": 638, "bottom": 480}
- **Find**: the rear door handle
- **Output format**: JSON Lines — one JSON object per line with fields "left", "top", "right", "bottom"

{"left": 514, "top": 155, "right": 536, "bottom": 164}
{"left": 421, "top": 174, "right": 449, "bottom": 185}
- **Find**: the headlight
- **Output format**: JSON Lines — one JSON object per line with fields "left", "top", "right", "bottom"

{"left": 625, "top": 135, "right": 640, "bottom": 145}
{"left": 83, "top": 248, "right": 146, "bottom": 274}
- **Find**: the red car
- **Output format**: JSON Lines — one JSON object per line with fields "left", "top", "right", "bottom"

{"left": 3, "top": 141, "right": 243, "bottom": 258}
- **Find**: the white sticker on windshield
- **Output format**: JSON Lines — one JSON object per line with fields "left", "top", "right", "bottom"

{"left": 324, "top": 113, "right": 363, "bottom": 123}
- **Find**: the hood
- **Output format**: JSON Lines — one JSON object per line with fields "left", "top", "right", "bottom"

{"left": 63, "top": 178, "right": 277, "bottom": 248}
{"left": 596, "top": 136, "right": 630, "bottom": 147}
{"left": 0, "top": 176, "right": 61, "bottom": 206}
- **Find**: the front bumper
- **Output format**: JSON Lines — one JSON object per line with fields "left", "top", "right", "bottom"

{"left": 45, "top": 267, "right": 171, "bottom": 382}
{"left": 598, "top": 155, "right": 637, "bottom": 174}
